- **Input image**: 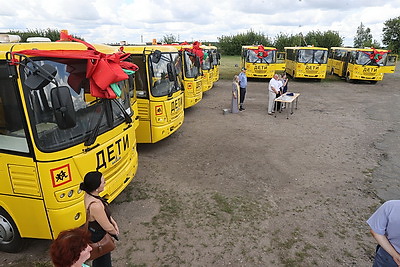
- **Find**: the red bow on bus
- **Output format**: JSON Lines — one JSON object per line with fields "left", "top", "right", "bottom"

{"left": 250, "top": 45, "right": 276, "bottom": 59}
{"left": 362, "top": 48, "right": 390, "bottom": 62}
{"left": 11, "top": 35, "right": 138, "bottom": 99}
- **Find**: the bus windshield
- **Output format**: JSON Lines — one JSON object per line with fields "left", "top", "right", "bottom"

{"left": 211, "top": 49, "right": 219, "bottom": 66}
{"left": 183, "top": 51, "right": 201, "bottom": 78}
{"left": 297, "top": 49, "right": 327, "bottom": 64}
{"left": 202, "top": 50, "right": 212, "bottom": 70}
{"left": 21, "top": 58, "right": 132, "bottom": 152}
{"left": 149, "top": 52, "right": 181, "bottom": 97}
{"left": 355, "top": 51, "right": 387, "bottom": 66}
{"left": 247, "top": 49, "right": 276, "bottom": 64}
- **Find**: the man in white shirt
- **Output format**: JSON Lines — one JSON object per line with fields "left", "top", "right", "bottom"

{"left": 268, "top": 74, "right": 281, "bottom": 115}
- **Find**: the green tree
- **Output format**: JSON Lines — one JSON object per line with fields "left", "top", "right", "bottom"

{"left": 382, "top": 16, "right": 400, "bottom": 54}
{"left": 218, "top": 29, "right": 272, "bottom": 55}
{"left": 7, "top": 28, "right": 83, "bottom": 42}
{"left": 161, "top": 34, "right": 179, "bottom": 44}
{"left": 353, "top": 22, "right": 376, "bottom": 48}
{"left": 273, "top": 31, "right": 342, "bottom": 50}
{"left": 273, "top": 33, "right": 303, "bottom": 51}
{"left": 305, "top": 30, "right": 343, "bottom": 48}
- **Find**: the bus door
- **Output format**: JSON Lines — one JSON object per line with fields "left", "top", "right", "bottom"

{"left": 381, "top": 54, "right": 398, "bottom": 73}
{"left": 277, "top": 52, "right": 286, "bottom": 71}
{"left": 0, "top": 62, "right": 51, "bottom": 251}
{"left": 241, "top": 48, "right": 247, "bottom": 69}
{"left": 342, "top": 52, "right": 351, "bottom": 77}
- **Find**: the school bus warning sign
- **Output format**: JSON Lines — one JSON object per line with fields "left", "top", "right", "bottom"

{"left": 50, "top": 164, "right": 72, "bottom": 187}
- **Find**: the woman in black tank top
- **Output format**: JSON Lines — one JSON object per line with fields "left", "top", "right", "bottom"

{"left": 80, "top": 171, "right": 119, "bottom": 267}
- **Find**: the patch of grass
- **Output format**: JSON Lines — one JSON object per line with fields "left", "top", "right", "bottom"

{"left": 219, "top": 56, "right": 241, "bottom": 80}
{"left": 212, "top": 192, "right": 234, "bottom": 214}
{"left": 126, "top": 264, "right": 147, "bottom": 267}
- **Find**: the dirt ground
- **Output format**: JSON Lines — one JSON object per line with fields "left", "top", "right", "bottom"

{"left": 1, "top": 69, "right": 400, "bottom": 267}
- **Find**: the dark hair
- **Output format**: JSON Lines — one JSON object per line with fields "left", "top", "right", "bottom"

{"left": 79, "top": 171, "right": 102, "bottom": 193}
{"left": 50, "top": 227, "right": 91, "bottom": 267}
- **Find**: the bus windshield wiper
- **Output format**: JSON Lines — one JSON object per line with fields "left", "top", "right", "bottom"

{"left": 304, "top": 57, "right": 313, "bottom": 64}
{"left": 112, "top": 98, "right": 132, "bottom": 124}
{"left": 363, "top": 59, "right": 372, "bottom": 67}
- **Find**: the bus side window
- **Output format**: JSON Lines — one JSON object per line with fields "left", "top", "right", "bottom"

{"left": 0, "top": 62, "right": 29, "bottom": 152}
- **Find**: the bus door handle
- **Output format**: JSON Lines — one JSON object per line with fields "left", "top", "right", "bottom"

{"left": 123, "top": 124, "right": 132, "bottom": 131}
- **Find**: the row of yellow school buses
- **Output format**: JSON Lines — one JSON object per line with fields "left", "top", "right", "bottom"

{"left": 241, "top": 45, "right": 397, "bottom": 83}
{"left": 0, "top": 32, "right": 219, "bottom": 252}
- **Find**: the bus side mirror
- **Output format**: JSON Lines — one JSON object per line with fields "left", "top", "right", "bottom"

{"left": 24, "top": 64, "right": 57, "bottom": 90}
{"left": 151, "top": 50, "right": 162, "bottom": 63}
{"left": 167, "top": 63, "right": 177, "bottom": 82}
{"left": 51, "top": 86, "right": 76, "bottom": 129}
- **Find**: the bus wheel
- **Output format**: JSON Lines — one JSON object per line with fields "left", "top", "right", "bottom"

{"left": 370, "top": 81, "right": 377, "bottom": 84}
{"left": 0, "top": 209, "right": 25, "bottom": 252}
{"left": 345, "top": 73, "right": 352, "bottom": 83}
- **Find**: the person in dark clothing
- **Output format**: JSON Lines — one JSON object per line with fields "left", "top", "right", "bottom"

{"left": 80, "top": 171, "right": 119, "bottom": 267}
{"left": 238, "top": 67, "right": 247, "bottom": 111}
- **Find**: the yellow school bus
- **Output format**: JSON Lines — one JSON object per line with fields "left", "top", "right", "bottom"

{"left": 284, "top": 46, "right": 328, "bottom": 80}
{"left": 207, "top": 45, "right": 221, "bottom": 83}
{"left": 200, "top": 44, "right": 214, "bottom": 92}
{"left": 121, "top": 45, "right": 184, "bottom": 143}
{"left": 165, "top": 44, "right": 203, "bottom": 109}
{"left": 327, "top": 47, "right": 397, "bottom": 83}
{"left": 241, "top": 45, "right": 285, "bottom": 78}
{"left": 0, "top": 35, "right": 138, "bottom": 252}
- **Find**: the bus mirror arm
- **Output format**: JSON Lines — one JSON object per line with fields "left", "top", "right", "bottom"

{"left": 24, "top": 63, "right": 58, "bottom": 90}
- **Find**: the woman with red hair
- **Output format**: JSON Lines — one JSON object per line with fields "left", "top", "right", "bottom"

{"left": 50, "top": 227, "right": 92, "bottom": 267}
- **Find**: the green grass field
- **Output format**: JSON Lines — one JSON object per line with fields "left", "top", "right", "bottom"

{"left": 219, "top": 56, "right": 241, "bottom": 80}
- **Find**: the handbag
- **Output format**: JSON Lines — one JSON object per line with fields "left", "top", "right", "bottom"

{"left": 85, "top": 202, "right": 116, "bottom": 260}
{"left": 88, "top": 232, "right": 116, "bottom": 260}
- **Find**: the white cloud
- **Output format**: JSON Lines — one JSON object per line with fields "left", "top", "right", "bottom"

{"left": 0, "top": 0, "right": 399, "bottom": 47}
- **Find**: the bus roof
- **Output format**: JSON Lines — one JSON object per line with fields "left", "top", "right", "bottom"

{"left": 200, "top": 44, "right": 217, "bottom": 49}
{"left": 284, "top": 46, "right": 328, "bottom": 50}
{"left": 0, "top": 41, "right": 119, "bottom": 58}
{"left": 121, "top": 45, "right": 179, "bottom": 54}
{"left": 242, "top": 45, "right": 277, "bottom": 50}
{"left": 330, "top": 47, "right": 390, "bottom": 53}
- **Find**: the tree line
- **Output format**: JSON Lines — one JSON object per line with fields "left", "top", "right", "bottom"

{"left": 5, "top": 16, "right": 400, "bottom": 55}
{"left": 6, "top": 29, "right": 83, "bottom": 42}
{"left": 217, "top": 16, "right": 400, "bottom": 55}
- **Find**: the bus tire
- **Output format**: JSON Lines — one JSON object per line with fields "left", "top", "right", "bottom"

{"left": 370, "top": 81, "right": 377, "bottom": 84}
{"left": 0, "top": 209, "right": 26, "bottom": 253}
{"left": 345, "top": 73, "right": 352, "bottom": 83}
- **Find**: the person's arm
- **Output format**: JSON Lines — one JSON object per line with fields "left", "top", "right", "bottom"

{"left": 90, "top": 202, "right": 118, "bottom": 236}
{"left": 110, "top": 216, "right": 119, "bottom": 236}
{"left": 370, "top": 229, "right": 400, "bottom": 265}
{"left": 271, "top": 85, "right": 279, "bottom": 94}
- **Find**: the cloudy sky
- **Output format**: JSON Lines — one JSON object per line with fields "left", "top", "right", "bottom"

{"left": 1, "top": 0, "right": 399, "bottom": 47}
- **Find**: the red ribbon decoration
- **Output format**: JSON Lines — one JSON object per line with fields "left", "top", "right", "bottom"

{"left": 11, "top": 34, "right": 138, "bottom": 99}
{"left": 361, "top": 47, "right": 390, "bottom": 63}
{"left": 250, "top": 45, "right": 277, "bottom": 59}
